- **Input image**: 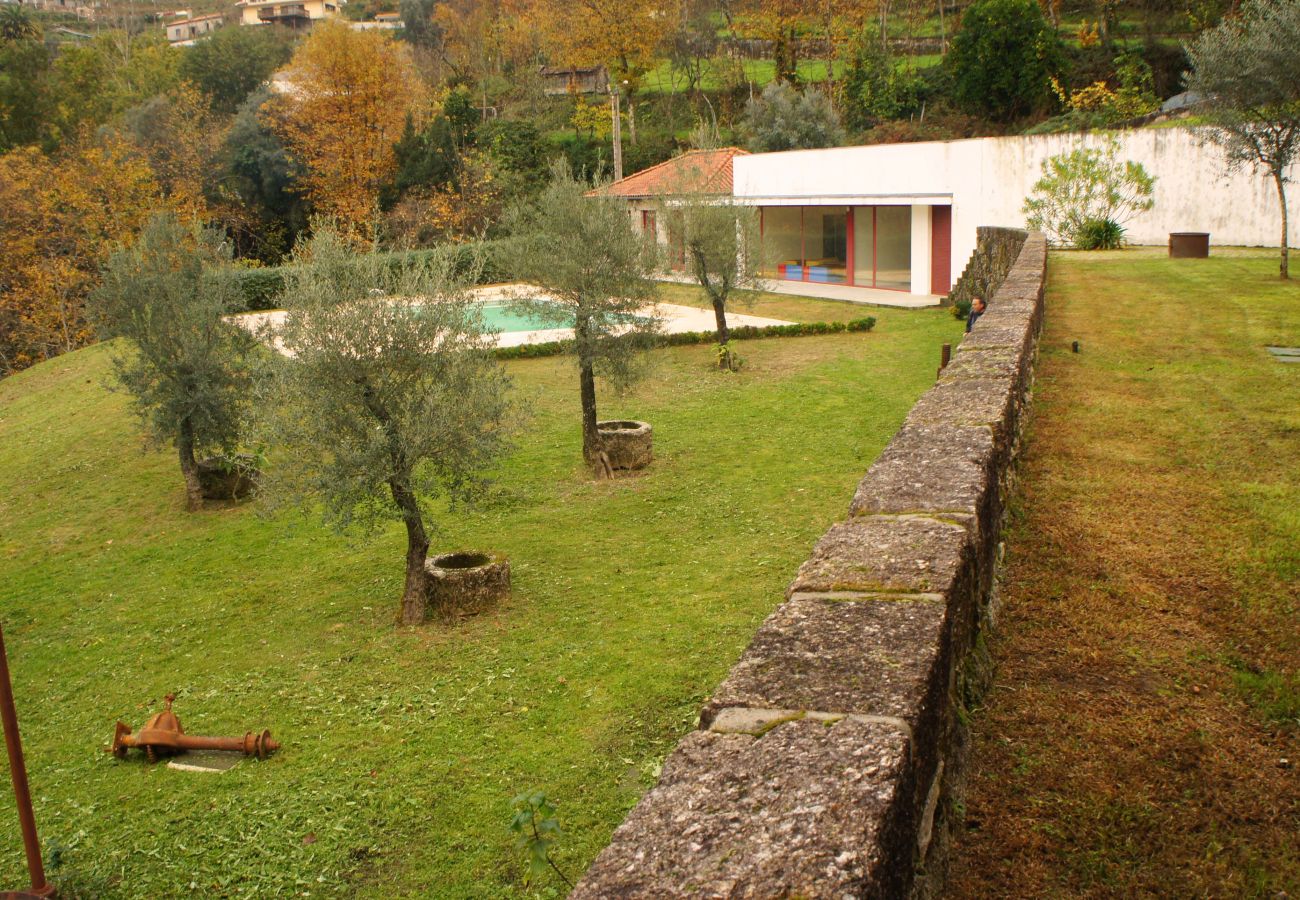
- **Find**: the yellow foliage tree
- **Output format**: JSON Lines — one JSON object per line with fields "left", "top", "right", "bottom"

{"left": 266, "top": 22, "right": 427, "bottom": 232}
{"left": 0, "top": 141, "right": 162, "bottom": 373}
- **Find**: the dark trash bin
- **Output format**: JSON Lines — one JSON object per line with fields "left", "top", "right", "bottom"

{"left": 1169, "top": 232, "right": 1210, "bottom": 258}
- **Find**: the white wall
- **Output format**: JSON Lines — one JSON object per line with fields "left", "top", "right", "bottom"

{"left": 732, "top": 127, "right": 1298, "bottom": 288}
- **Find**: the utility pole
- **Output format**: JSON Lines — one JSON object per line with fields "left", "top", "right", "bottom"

{"left": 611, "top": 80, "right": 623, "bottom": 182}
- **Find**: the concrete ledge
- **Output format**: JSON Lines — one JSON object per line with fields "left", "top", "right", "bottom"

{"left": 571, "top": 231, "right": 1047, "bottom": 899}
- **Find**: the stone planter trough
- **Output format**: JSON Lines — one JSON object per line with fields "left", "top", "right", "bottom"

{"left": 597, "top": 420, "right": 653, "bottom": 471}
{"left": 425, "top": 551, "right": 510, "bottom": 620}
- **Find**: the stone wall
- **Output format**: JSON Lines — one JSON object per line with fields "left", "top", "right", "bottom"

{"left": 947, "top": 226, "right": 1028, "bottom": 311}
{"left": 571, "top": 231, "right": 1048, "bottom": 899}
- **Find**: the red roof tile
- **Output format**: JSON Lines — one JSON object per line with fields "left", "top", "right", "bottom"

{"left": 588, "top": 148, "right": 750, "bottom": 199}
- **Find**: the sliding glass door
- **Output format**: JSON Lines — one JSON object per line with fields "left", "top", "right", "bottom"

{"left": 764, "top": 205, "right": 911, "bottom": 291}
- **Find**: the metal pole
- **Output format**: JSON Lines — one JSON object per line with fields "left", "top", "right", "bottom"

{"left": 611, "top": 86, "right": 623, "bottom": 182}
{"left": 0, "top": 626, "right": 50, "bottom": 896}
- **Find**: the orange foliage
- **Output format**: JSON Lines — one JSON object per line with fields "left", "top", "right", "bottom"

{"left": 537, "top": 0, "right": 677, "bottom": 81}
{"left": 266, "top": 22, "right": 427, "bottom": 232}
{"left": 0, "top": 141, "right": 163, "bottom": 373}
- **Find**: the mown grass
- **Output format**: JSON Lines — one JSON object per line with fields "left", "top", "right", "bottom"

{"left": 948, "top": 248, "right": 1300, "bottom": 898}
{"left": 0, "top": 291, "right": 961, "bottom": 898}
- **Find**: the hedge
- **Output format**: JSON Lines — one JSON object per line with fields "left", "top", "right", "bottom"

{"left": 222, "top": 241, "right": 511, "bottom": 312}
{"left": 491, "top": 316, "right": 876, "bottom": 360}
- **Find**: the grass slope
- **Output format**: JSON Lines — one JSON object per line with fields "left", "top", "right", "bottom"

{"left": 0, "top": 296, "right": 961, "bottom": 898}
{"left": 948, "top": 248, "right": 1300, "bottom": 897}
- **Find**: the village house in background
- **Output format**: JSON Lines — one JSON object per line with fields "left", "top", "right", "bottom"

{"left": 539, "top": 65, "right": 609, "bottom": 97}
{"left": 164, "top": 11, "right": 224, "bottom": 45}
{"left": 236, "top": 0, "right": 343, "bottom": 30}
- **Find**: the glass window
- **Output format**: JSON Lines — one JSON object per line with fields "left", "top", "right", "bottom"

{"left": 762, "top": 207, "right": 802, "bottom": 281}
{"left": 852, "top": 207, "right": 875, "bottom": 287}
{"left": 804, "top": 208, "right": 846, "bottom": 284}
{"left": 875, "top": 206, "right": 911, "bottom": 290}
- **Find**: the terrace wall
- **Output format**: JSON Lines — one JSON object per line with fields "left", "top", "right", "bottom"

{"left": 570, "top": 231, "right": 1048, "bottom": 899}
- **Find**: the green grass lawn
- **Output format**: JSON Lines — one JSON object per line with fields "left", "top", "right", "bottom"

{"left": 949, "top": 247, "right": 1300, "bottom": 897}
{"left": 0, "top": 292, "right": 962, "bottom": 898}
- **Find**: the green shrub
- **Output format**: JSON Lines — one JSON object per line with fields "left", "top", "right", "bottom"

{"left": 490, "top": 316, "right": 875, "bottom": 361}
{"left": 1074, "top": 218, "right": 1126, "bottom": 250}
{"left": 951, "top": 297, "right": 972, "bottom": 320}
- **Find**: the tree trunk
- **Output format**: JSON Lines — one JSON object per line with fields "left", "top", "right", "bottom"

{"left": 391, "top": 474, "right": 431, "bottom": 625}
{"left": 711, "top": 295, "right": 732, "bottom": 369}
{"left": 1275, "top": 170, "right": 1290, "bottom": 280}
{"left": 177, "top": 417, "right": 203, "bottom": 512}
{"left": 628, "top": 98, "right": 637, "bottom": 146}
{"left": 579, "top": 357, "right": 606, "bottom": 474}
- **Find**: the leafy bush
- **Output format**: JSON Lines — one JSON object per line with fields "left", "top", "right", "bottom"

{"left": 1074, "top": 218, "right": 1125, "bottom": 250}
{"left": 1022, "top": 138, "right": 1156, "bottom": 247}
{"left": 741, "top": 82, "right": 845, "bottom": 152}
{"left": 951, "top": 297, "right": 973, "bottom": 320}
{"left": 841, "top": 31, "right": 925, "bottom": 131}
{"left": 947, "top": 0, "right": 1064, "bottom": 121}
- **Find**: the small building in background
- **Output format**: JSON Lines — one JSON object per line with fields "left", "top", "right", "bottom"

{"left": 350, "top": 10, "right": 401, "bottom": 29}
{"left": 164, "top": 11, "right": 224, "bottom": 45}
{"left": 539, "top": 66, "right": 609, "bottom": 97}
{"left": 236, "top": 0, "right": 343, "bottom": 30}
{"left": 589, "top": 147, "right": 750, "bottom": 271}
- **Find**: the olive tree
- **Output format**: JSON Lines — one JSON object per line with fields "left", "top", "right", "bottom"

{"left": 257, "top": 227, "right": 512, "bottom": 625}
{"left": 506, "top": 162, "right": 660, "bottom": 476}
{"left": 1187, "top": 0, "right": 1300, "bottom": 279}
{"left": 91, "top": 213, "right": 257, "bottom": 511}
{"left": 665, "top": 195, "right": 764, "bottom": 370}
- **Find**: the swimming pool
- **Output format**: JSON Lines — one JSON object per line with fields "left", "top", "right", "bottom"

{"left": 476, "top": 301, "right": 570, "bottom": 333}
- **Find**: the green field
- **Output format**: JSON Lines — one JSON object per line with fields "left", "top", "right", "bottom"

{"left": 0, "top": 288, "right": 962, "bottom": 897}
{"left": 950, "top": 248, "right": 1300, "bottom": 896}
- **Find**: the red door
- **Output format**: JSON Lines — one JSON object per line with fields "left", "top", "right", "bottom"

{"left": 930, "top": 206, "right": 952, "bottom": 295}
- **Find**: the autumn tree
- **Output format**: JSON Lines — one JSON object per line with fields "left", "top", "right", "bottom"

{"left": 257, "top": 226, "right": 513, "bottom": 625}
{"left": 0, "top": 140, "right": 161, "bottom": 374}
{"left": 90, "top": 214, "right": 258, "bottom": 510}
{"left": 122, "top": 82, "right": 226, "bottom": 222}
{"left": 267, "top": 23, "right": 426, "bottom": 233}
{"left": 506, "top": 163, "right": 661, "bottom": 475}
{"left": 1187, "top": 0, "right": 1300, "bottom": 279}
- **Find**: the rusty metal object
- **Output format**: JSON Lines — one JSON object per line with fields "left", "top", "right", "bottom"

{"left": 0, "top": 627, "right": 55, "bottom": 898}
{"left": 1169, "top": 231, "right": 1210, "bottom": 258}
{"left": 109, "top": 695, "right": 279, "bottom": 762}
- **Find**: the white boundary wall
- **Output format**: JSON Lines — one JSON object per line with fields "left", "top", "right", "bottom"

{"left": 732, "top": 127, "right": 1298, "bottom": 291}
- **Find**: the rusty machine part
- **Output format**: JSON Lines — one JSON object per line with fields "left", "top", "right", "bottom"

{"left": 109, "top": 695, "right": 280, "bottom": 763}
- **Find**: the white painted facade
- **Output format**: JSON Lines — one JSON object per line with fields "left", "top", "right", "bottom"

{"left": 732, "top": 127, "right": 1298, "bottom": 296}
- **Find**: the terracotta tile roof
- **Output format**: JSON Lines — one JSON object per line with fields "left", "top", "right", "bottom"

{"left": 588, "top": 148, "right": 750, "bottom": 199}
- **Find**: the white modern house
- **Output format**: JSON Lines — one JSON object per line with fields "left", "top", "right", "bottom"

{"left": 601, "top": 126, "right": 1296, "bottom": 307}
{"left": 732, "top": 127, "right": 1296, "bottom": 303}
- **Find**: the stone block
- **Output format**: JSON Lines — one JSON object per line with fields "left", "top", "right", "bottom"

{"left": 700, "top": 595, "right": 951, "bottom": 742}
{"left": 903, "top": 379, "right": 1018, "bottom": 467}
{"left": 788, "top": 515, "right": 970, "bottom": 598}
{"left": 942, "top": 346, "right": 1029, "bottom": 393}
{"left": 570, "top": 717, "right": 915, "bottom": 899}
{"left": 848, "top": 423, "right": 997, "bottom": 529}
